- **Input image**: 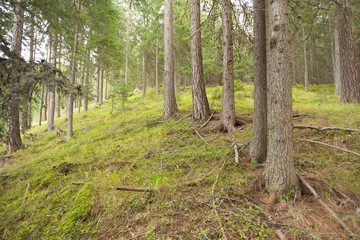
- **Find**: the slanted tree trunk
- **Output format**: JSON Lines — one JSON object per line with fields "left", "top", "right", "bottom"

{"left": 250, "top": 0, "right": 267, "bottom": 163}
{"left": 220, "top": 0, "right": 236, "bottom": 133}
{"left": 142, "top": 53, "right": 147, "bottom": 100}
{"left": 7, "top": 0, "right": 24, "bottom": 153}
{"left": 336, "top": 0, "right": 359, "bottom": 103}
{"left": 48, "top": 34, "right": 57, "bottom": 131}
{"left": 263, "top": 0, "right": 298, "bottom": 194}
{"left": 100, "top": 69, "right": 104, "bottom": 105}
{"left": 66, "top": 0, "right": 81, "bottom": 139}
{"left": 303, "top": 28, "right": 309, "bottom": 92}
{"left": 156, "top": 40, "right": 159, "bottom": 95}
{"left": 163, "top": 0, "right": 178, "bottom": 119}
{"left": 190, "top": 0, "right": 211, "bottom": 122}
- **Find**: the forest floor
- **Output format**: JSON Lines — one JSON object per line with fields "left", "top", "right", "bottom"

{"left": 1, "top": 83, "right": 360, "bottom": 239}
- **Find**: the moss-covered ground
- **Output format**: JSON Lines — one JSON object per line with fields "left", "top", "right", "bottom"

{"left": 1, "top": 83, "right": 359, "bottom": 239}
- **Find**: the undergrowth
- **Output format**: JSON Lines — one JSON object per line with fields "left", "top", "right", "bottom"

{"left": 0, "top": 84, "right": 359, "bottom": 239}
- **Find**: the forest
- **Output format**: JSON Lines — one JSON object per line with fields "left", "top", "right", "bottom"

{"left": 1, "top": 0, "right": 360, "bottom": 239}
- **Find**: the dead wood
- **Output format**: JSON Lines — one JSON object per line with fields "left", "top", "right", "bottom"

{"left": 200, "top": 102, "right": 217, "bottom": 129}
{"left": 232, "top": 141, "right": 250, "bottom": 166}
{"left": 294, "top": 125, "right": 360, "bottom": 132}
{"left": 194, "top": 129, "right": 219, "bottom": 151}
{"left": 297, "top": 138, "right": 360, "bottom": 157}
{"left": 55, "top": 126, "right": 65, "bottom": 136}
{"left": 275, "top": 229, "right": 287, "bottom": 240}
{"left": 115, "top": 186, "right": 154, "bottom": 192}
{"left": 72, "top": 182, "right": 86, "bottom": 185}
{"left": 22, "top": 182, "right": 30, "bottom": 203}
{"left": 175, "top": 113, "right": 192, "bottom": 123}
{"left": 297, "top": 173, "right": 356, "bottom": 237}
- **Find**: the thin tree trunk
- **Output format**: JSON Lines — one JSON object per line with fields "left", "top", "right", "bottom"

{"left": 84, "top": 48, "right": 90, "bottom": 112}
{"left": 57, "top": 36, "right": 62, "bottom": 118}
{"left": 44, "top": 88, "right": 48, "bottom": 122}
{"left": 39, "top": 84, "right": 44, "bottom": 126}
{"left": 7, "top": 0, "right": 24, "bottom": 153}
{"left": 100, "top": 69, "right": 104, "bottom": 105}
{"left": 66, "top": 0, "right": 81, "bottom": 139}
{"left": 79, "top": 63, "right": 85, "bottom": 112}
{"left": 142, "top": 53, "right": 146, "bottom": 100}
{"left": 312, "top": 36, "right": 320, "bottom": 84}
{"left": 334, "top": 26, "right": 341, "bottom": 96}
{"left": 125, "top": 26, "right": 129, "bottom": 85}
{"left": 156, "top": 40, "right": 159, "bottom": 95}
{"left": 105, "top": 71, "right": 108, "bottom": 100}
{"left": 190, "top": 0, "right": 211, "bottom": 122}
{"left": 303, "top": 28, "right": 309, "bottom": 92}
{"left": 48, "top": 34, "right": 57, "bottom": 131}
{"left": 263, "top": 0, "right": 298, "bottom": 194}
{"left": 220, "top": 0, "right": 236, "bottom": 133}
{"left": 250, "top": 0, "right": 267, "bottom": 163}
{"left": 95, "top": 64, "right": 100, "bottom": 104}
{"left": 163, "top": 0, "right": 178, "bottom": 119}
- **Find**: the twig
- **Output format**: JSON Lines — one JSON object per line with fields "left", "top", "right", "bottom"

{"left": 22, "top": 182, "right": 30, "bottom": 203}
{"left": 115, "top": 186, "right": 154, "bottom": 192}
{"left": 175, "top": 113, "right": 192, "bottom": 123}
{"left": 55, "top": 126, "right": 65, "bottom": 135}
{"left": 200, "top": 102, "right": 217, "bottom": 129}
{"left": 294, "top": 125, "right": 360, "bottom": 132}
{"left": 296, "top": 138, "right": 360, "bottom": 157}
{"left": 293, "top": 113, "right": 310, "bottom": 118}
{"left": 194, "top": 129, "right": 219, "bottom": 151}
{"left": 72, "top": 182, "right": 86, "bottom": 185}
{"left": 212, "top": 159, "right": 228, "bottom": 240}
{"left": 297, "top": 173, "right": 356, "bottom": 237}
{"left": 275, "top": 229, "right": 287, "bottom": 240}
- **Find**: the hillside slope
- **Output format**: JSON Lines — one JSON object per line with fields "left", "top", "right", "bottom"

{"left": 1, "top": 84, "right": 360, "bottom": 239}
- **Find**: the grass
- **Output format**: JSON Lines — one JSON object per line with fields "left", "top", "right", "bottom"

{"left": 0, "top": 82, "right": 360, "bottom": 239}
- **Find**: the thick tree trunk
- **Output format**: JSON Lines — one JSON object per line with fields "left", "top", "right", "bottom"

{"left": 263, "top": 0, "right": 298, "bottom": 194}
{"left": 48, "top": 34, "right": 57, "bottom": 131}
{"left": 142, "top": 53, "right": 147, "bottom": 100}
{"left": 303, "top": 28, "right": 309, "bottom": 92}
{"left": 190, "top": 0, "right": 211, "bottom": 122}
{"left": 100, "top": 69, "right": 104, "bottom": 105}
{"left": 156, "top": 41, "right": 159, "bottom": 95}
{"left": 7, "top": 0, "right": 24, "bottom": 153}
{"left": 163, "top": 0, "right": 178, "bottom": 119}
{"left": 334, "top": 27, "right": 341, "bottom": 96}
{"left": 220, "top": 0, "right": 236, "bottom": 133}
{"left": 250, "top": 0, "right": 267, "bottom": 163}
{"left": 336, "top": 0, "right": 359, "bottom": 103}
{"left": 66, "top": 0, "right": 81, "bottom": 139}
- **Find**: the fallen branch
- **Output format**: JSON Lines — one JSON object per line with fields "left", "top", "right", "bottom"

{"left": 55, "top": 126, "right": 65, "bottom": 136}
{"left": 175, "top": 113, "right": 192, "bottom": 123}
{"left": 0, "top": 155, "right": 13, "bottom": 162}
{"left": 275, "top": 229, "right": 287, "bottom": 240}
{"left": 233, "top": 143, "right": 239, "bottom": 166}
{"left": 296, "top": 138, "right": 360, "bottom": 157}
{"left": 212, "top": 159, "right": 228, "bottom": 240}
{"left": 72, "top": 182, "right": 86, "bottom": 185}
{"left": 22, "top": 182, "right": 30, "bottom": 203}
{"left": 200, "top": 102, "right": 217, "bottom": 129}
{"left": 293, "top": 113, "right": 310, "bottom": 118}
{"left": 194, "top": 129, "right": 219, "bottom": 151}
{"left": 297, "top": 173, "right": 356, "bottom": 237}
{"left": 294, "top": 125, "right": 360, "bottom": 132}
{"left": 115, "top": 186, "right": 154, "bottom": 192}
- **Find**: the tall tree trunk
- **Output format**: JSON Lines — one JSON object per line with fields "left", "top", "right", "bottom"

{"left": 334, "top": 27, "right": 341, "bottom": 96}
{"left": 220, "top": 0, "right": 236, "bottom": 133}
{"left": 84, "top": 48, "right": 90, "bottom": 112}
{"left": 44, "top": 88, "right": 48, "bottom": 121}
{"left": 57, "top": 36, "right": 62, "bottom": 118}
{"left": 100, "top": 69, "right": 104, "bottom": 105}
{"left": 190, "top": 0, "right": 211, "bottom": 122}
{"left": 79, "top": 63, "right": 85, "bottom": 112}
{"left": 163, "top": 0, "right": 178, "bottom": 119}
{"left": 156, "top": 40, "right": 159, "bottom": 95}
{"left": 312, "top": 36, "right": 320, "bottom": 84}
{"left": 263, "top": 0, "right": 298, "bottom": 194}
{"left": 336, "top": 0, "right": 359, "bottom": 103}
{"left": 7, "top": 0, "right": 24, "bottom": 153}
{"left": 48, "top": 34, "right": 57, "bottom": 131}
{"left": 66, "top": 0, "right": 81, "bottom": 139}
{"left": 125, "top": 27, "right": 129, "bottom": 85}
{"left": 105, "top": 71, "right": 108, "bottom": 100}
{"left": 95, "top": 64, "right": 100, "bottom": 104}
{"left": 39, "top": 84, "right": 44, "bottom": 126}
{"left": 142, "top": 53, "right": 147, "bottom": 100}
{"left": 250, "top": 0, "right": 267, "bottom": 163}
{"left": 303, "top": 28, "right": 309, "bottom": 92}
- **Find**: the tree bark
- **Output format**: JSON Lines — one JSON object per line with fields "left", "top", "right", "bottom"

{"left": 250, "top": 0, "right": 267, "bottom": 163}
{"left": 263, "top": 0, "right": 298, "bottom": 194}
{"left": 7, "top": 0, "right": 24, "bottom": 153}
{"left": 333, "top": 25, "right": 341, "bottom": 96}
{"left": 156, "top": 40, "right": 159, "bottom": 95}
{"left": 163, "top": 0, "right": 178, "bottom": 119}
{"left": 105, "top": 71, "right": 108, "bottom": 100}
{"left": 84, "top": 48, "right": 90, "bottom": 112}
{"left": 220, "top": 0, "right": 236, "bottom": 133}
{"left": 48, "top": 34, "right": 57, "bottom": 131}
{"left": 66, "top": 0, "right": 81, "bottom": 139}
{"left": 190, "top": 0, "right": 211, "bottom": 122}
{"left": 336, "top": 0, "right": 359, "bottom": 103}
{"left": 303, "top": 28, "right": 309, "bottom": 92}
{"left": 39, "top": 84, "right": 44, "bottom": 125}
{"left": 142, "top": 53, "right": 147, "bottom": 100}
{"left": 95, "top": 64, "right": 100, "bottom": 104}
{"left": 100, "top": 69, "right": 104, "bottom": 105}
